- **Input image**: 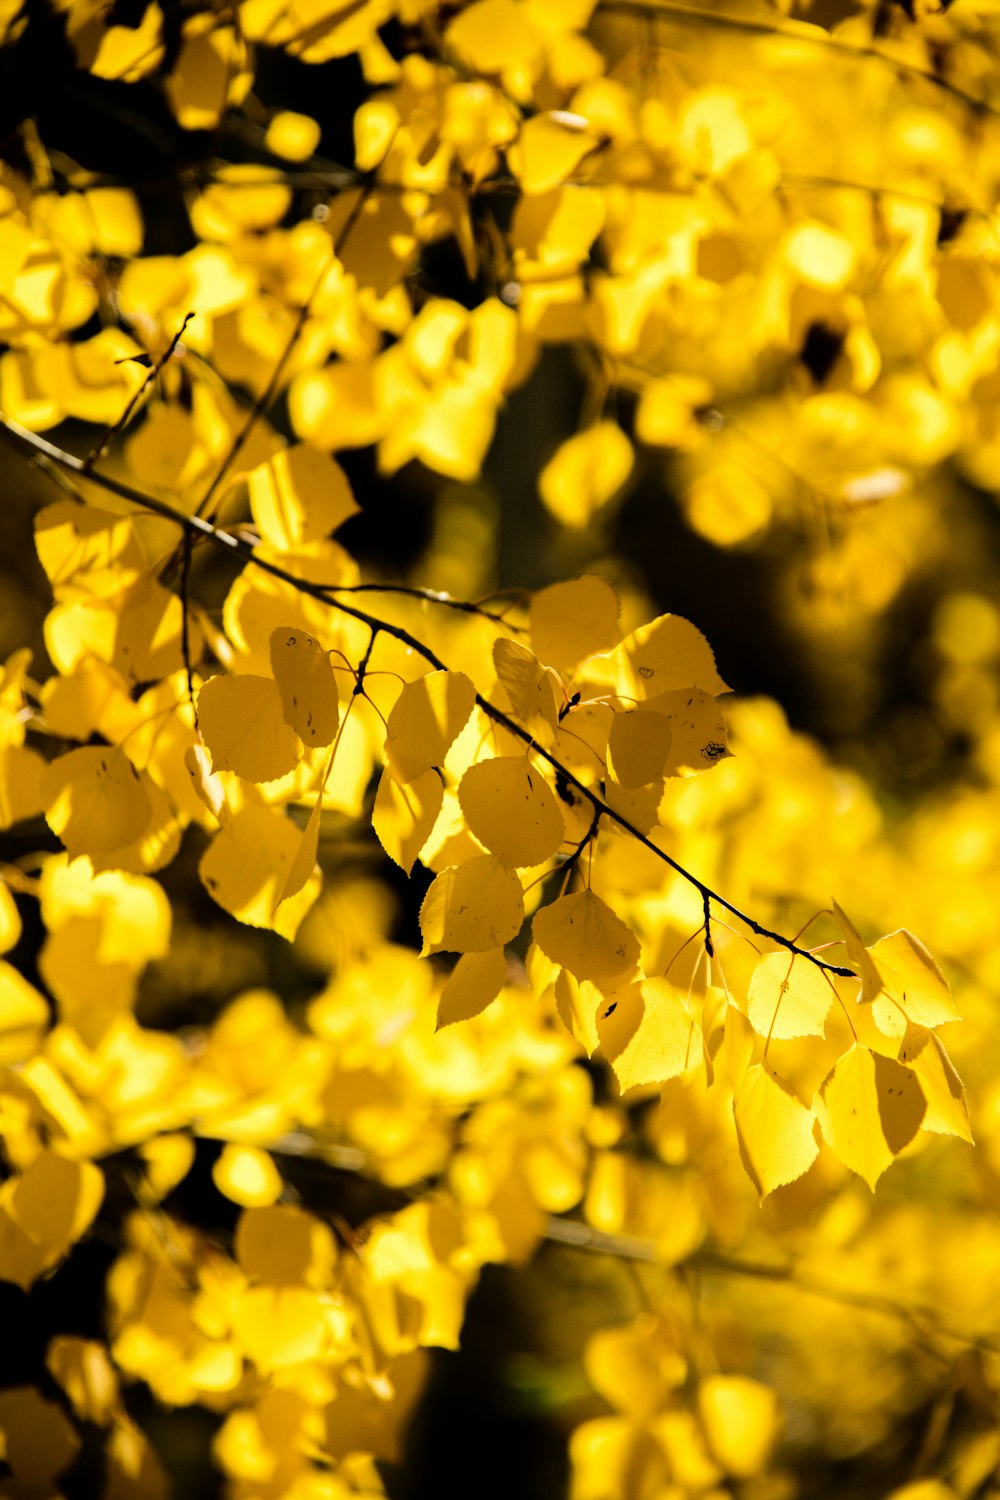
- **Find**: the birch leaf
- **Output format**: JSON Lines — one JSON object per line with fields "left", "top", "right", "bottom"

{"left": 198, "top": 674, "right": 300, "bottom": 783}
{"left": 815, "top": 1043, "right": 926, "bottom": 1189}
{"left": 436, "top": 948, "right": 507, "bottom": 1028}
{"left": 373, "top": 766, "right": 443, "bottom": 875}
{"left": 734, "top": 1063, "right": 819, "bottom": 1198}
{"left": 384, "top": 670, "right": 476, "bottom": 784}
{"left": 420, "top": 855, "right": 524, "bottom": 954}
{"left": 269, "top": 626, "right": 340, "bottom": 749}
{"left": 458, "top": 755, "right": 565, "bottom": 867}
{"left": 532, "top": 890, "right": 640, "bottom": 986}
{"left": 747, "top": 952, "right": 834, "bottom": 1041}
{"left": 597, "top": 977, "right": 703, "bottom": 1091}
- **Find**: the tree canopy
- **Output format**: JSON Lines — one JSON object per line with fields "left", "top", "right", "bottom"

{"left": 1, "top": 1, "right": 1000, "bottom": 1497}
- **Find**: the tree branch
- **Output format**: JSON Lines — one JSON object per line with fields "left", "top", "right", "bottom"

{"left": 0, "top": 412, "right": 855, "bottom": 979}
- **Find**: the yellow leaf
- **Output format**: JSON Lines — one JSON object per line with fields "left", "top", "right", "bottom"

{"left": 0, "top": 883, "right": 20, "bottom": 954}
{"left": 248, "top": 445, "right": 359, "bottom": 551}
{"left": 607, "top": 709, "right": 672, "bottom": 788}
{"left": 199, "top": 805, "right": 320, "bottom": 939}
{"left": 538, "top": 423, "right": 633, "bottom": 528}
{"left": 815, "top": 1043, "right": 926, "bottom": 1190}
{"left": 34, "top": 502, "right": 144, "bottom": 601}
{"left": 869, "top": 929, "right": 958, "bottom": 1037}
{"left": 733, "top": 1063, "right": 819, "bottom": 1198}
{"left": 212, "top": 1145, "right": 283, "bottom": 1208}
{"left": 47, "top": 1337, "right": 120, "bottom": 1426}
{"left": 698, "top": 1375, "right": 779, "bottom": 1478}
{"left": 0, "top": 962, "right": 49, "bottom": 1064}
{"left": 384, "top": 670, "right": 477, "bottom": 784}
{"left": 492, "top": 638, "right": 560, "bottom": 745}
{"left": 269, "top": 626, "right": 340, "bottom": 749}
{"left": 509, "top": 113, "right": 599, "bottom": 196}
{"left": 532, "top": 890, "right": 639, "bottom": 986}
{"left": 446, "top": 0, "right": 537, "bottom": 74}
{"left": 420, "top": 855, "right": 525, "bottom": 954}
{"left": 235, "top": 1204, "right": 335, "bottom": 1286}
{"left": 231, "top": 1286, "right": 327, "bottom": 1371}
{"left": 0, "top": 745, "right": 44, "bottom": 829}
{"left": 265, "top": 110, "right": 321, "bottom": 162}
{"left": 165, "top": 21, "right": 251, "bottom": 132}
{"left": 0, "top": 1387, "right": 81, "bottom": 1485}
{"left": 530, "top": 575, "right": 620, "bottom": 672}
{"left": 41, "top": 746, "right": 152, "bottom": 857}
{"left": 832, "top": 899, "right": 882, "bottom": 1003}
{"left": 898, "top": 1023, "right": 972, "bottom": 1143}
{"left": 373, "top": 766, "right": 443, "bottom": 875}
{"left": 437, "top": 948, "right": 507, "bottom": 1028}
{"left": 458, "top": 755, "right": 565, "bottom": 867}
{"left": 604, "top": 613, "right": 730, "bottom": 699}
{"left": 597, "top": 978, "right": 703, "bottom": 1091}
{"left": 746, "top": 952, "right": 834, "bottom": 1040}
{"left": 10, "top": 1149, "right": 104, "bottom": 1261}
{"left": 198, "top": 674, "right": 301, "bottom": 783}
{"left": 138, "top": 1134, "right": 195, "bottom": 1203}
{"left": 553, "top": 970, "right": 601, "bottom": 1056}
{"left": 648, "top": 688, "right": 731, "bottom": 775}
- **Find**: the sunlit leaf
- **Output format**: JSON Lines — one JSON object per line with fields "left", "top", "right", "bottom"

{"left": 420, "top": 855, "right": 525, "bottom": 954}
{"left": 198, "top": 674, "right": 301, "bottom": 783}
{"left": 815, "top": 1043, "right": 926, "bottom": 1189}
{"left": 458, "top": 755, "right": 565, "bottom": 867}
{"left": 437, "top": 948, "right": 507, "bottom": 1028}
{"left": 373, "top": 766, "right": 444, "bottom": 875}
{"left": 596, "top": 978, "right": 703, "bottom": 1091}
{"left": 385, "top": 670, "right": 477, "bottom": 784}
{"left": 532, "top": 890, "right": 639, "bottom": 986}
{"left": 530, "top": 576, "right": 620, "bottom": 672}
{"left": 733, "top": 1063, "right": 819, "bottom": 1197}
{"left": 41, "top": 746, "right": 152, "bottom": 857}
{"left": 746, "top": 952, "right": 834, "bottom": 1040}
{"left": 269, "top": 625, "right": 340, "bottom": 748}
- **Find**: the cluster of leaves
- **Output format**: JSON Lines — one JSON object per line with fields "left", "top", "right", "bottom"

{"left": 1, "top": 0, "right": 1000, "bottom": 1497}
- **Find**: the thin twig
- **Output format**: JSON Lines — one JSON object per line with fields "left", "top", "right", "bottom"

{"left": 193, "top": 177, "right": 377, "bottom": 522}
{"left": 83, "top": 311, "right": 194, "bottom": 474}
{"left": 0, "top": 413, "right": 855, "bottom": 980}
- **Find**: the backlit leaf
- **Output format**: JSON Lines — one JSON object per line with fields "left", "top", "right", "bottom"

{"left": 198, "top": 674, "right": 301, "bottom": 783}
{"left": 492, "top": 638, "right": 560, "bottom": 745}
{"left": 597, "top": 978, "right": 703, "bottom": 1091}
{"left": 733, "top": 1063, "right": 819, "bottom": 1197}
{"left": 509, "top": 113, "right": 599, "bottom": 197}
{"left": 384, "top": 670, "right": 477, "bottom": 784}
{"left": 538, "top": 423, "right": 633, "bottom": 528}
{"left": 437, "top": 948, "right": 507, "bottom": 1028}
{"left": 458, "top": 755, "right": 565, "bottom": 867}
{"left": 532, "top": 890, "right": 640, "bottom": 986}
{"left": 869, "top": 929, "right": 959, "bottom": 1037}
{"left": 248, "top": 446, "right": 359, "bottom": 551}
{"left": 604, "top": 613, "right": 730, "bottom": 699}
{"left": 746, "top": 952, "right": 834, "bottom": 1040}
{"left": 832, "top": 899, "right": 882, "bottom": 1004}
{"left": 607, "top": 709, "right": 672, "bottom": 788}
{"left": 698, "top": 1375, "right": 779, "bottom": 1479}
{"left": 269, "top": 626, "right": 340, "bottom": 748}
{"left": 199, "top": 805, "right": 320, "bottom": 939}
{"left": 815, "top": 1043, "right": 926, "bottom": 1189}
{"left": 897, "top": 1023, "right": 972, "bottom": 1142}
{"left": 213, "top": 1145, "right": 283, "bottom": 1208}
{"left": 420, "top": 855, "right": 525, "bottom": 954}
{"left": 529, "top": 576, "right": 620, "bottom": 672}
{"left": 373, "top": 766, "right": 444, "bottom": 875}
{"left": 41, "top": 746, "right": 152, "bottom": 856}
